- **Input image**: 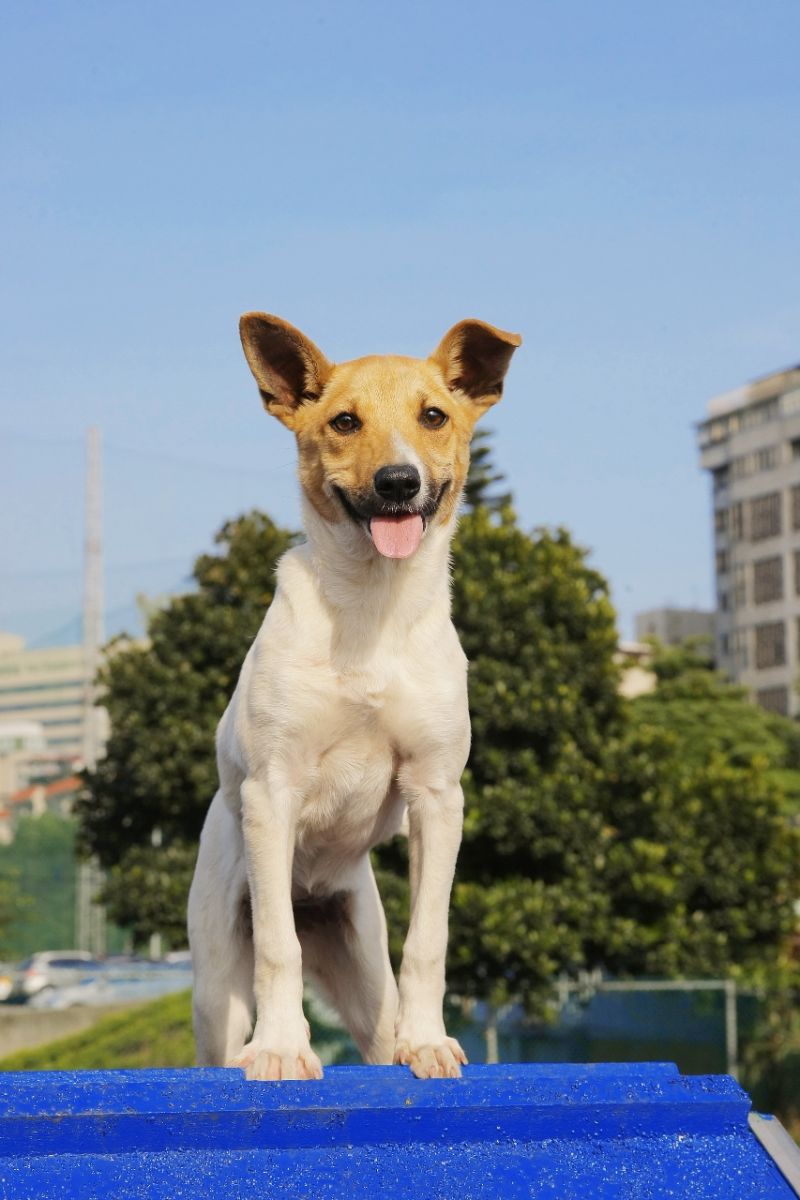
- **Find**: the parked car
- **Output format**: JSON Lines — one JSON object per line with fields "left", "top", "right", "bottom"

{"left": 0, "top": 965, "right": 14, "bottom": 1003}
{"left": 30, "top": 963, "right": 193, "bottom": 1009}
{"left": 5, "top": 951, "right": 102, "bottom": 1003}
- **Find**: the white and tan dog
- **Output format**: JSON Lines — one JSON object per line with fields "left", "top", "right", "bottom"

{"left": 187, "top": 313, "right": 521, "bottom": 1080}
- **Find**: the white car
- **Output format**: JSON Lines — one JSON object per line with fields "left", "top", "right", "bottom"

{"left": 30, "top": 963, "right": 193, "bottom": 1009}
{"left": 6, "top": 951, "right": 102, "bottom": 1002}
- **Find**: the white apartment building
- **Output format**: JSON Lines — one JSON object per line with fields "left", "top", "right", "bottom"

{"left": 634, "top": 607, "right": 715, "bottom": 649}
{"left": 0, "top": 633, "right": 107, "bottom": 789}
{"left": 697, "top": 363, "right": 800, "bottom": 715}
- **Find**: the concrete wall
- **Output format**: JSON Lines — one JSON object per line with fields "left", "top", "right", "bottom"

{"left": 0, "top": 1005, "right": 119, "bottom": 1060}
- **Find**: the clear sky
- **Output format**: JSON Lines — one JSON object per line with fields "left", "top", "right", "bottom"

{"left": 1, "top": 0, "right": 798, "bottom": 645}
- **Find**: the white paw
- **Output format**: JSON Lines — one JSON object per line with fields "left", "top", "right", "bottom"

{"left": 393, "top": 1036, "right": 467, "bottom": 1079}
{"left": 227, "top": 1039, "right": 323, "bottom": 1081}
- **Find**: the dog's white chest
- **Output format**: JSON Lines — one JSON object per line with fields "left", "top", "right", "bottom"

{"left": 297, "top": 667, "right": 408, "bottom": 826}
{"left": 223, "top": 545, "right": 470, "bottom": 883}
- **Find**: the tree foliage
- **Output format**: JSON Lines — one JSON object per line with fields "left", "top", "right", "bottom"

{"left": 0, "top": 815, "right": 74, "bottom": 958}
{"left": 76, "top": 512, "right": 297, "bottom": 946}
{"left": 595, "top": 726, "right": 799, "bottom": 984}
{"left": 79, "top": 458, "right": 800, "bottom": 999}
{"left": 462, "top": 428, "right": 513, "bottom": 513}
{"left": 631, "top": 640, "right": 800, "bottom": 811}
{"left": 439, "top": 509, "right": 622, "bottom": 1011}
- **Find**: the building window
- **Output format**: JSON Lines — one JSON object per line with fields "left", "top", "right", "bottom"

{"left": 742, "top": 398, "right": 779, "bottom": 429}
{"left": 712, "top": 466, "right": 730, "bottom": 492}
{"left": 732, "top": 563, "right": 747, "bottom": 609}
{"left": 791, "top": 438, "right": 800, "bottom": 460}
{"left": 731, "top": 627, "right": 749, "bottom": 669}
{"left": 752, "top": 556, "right": 783, "bottom": 604}
{"left": 792, "top": 485, "right": 800, "bottom": 530}
{"left": 756, "top": 687, "right": 789, "bottom": 715}
{"left": 754, "top": 621, "right": 786, "bottom": 669}
{"left": 731, "top": 502, "right": 745, "bottom": 541}
{"left": 750, "top": 492, "right": 782, "bottom": 541}
{"left": 732, "top": 446, "right": 779, "bottom": 479}
{"left": 719, "top": 632, "right": 730, "bottom": 656}
{"left": 714, "top": 508, "right": 729, "bottom": 535}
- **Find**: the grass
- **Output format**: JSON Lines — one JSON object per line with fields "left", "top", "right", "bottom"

{"left": 0, "top": 989, "right": 196, "bottom": 1071}
{"left": 0, "top": 988, "right": 355, "bottom": 1072}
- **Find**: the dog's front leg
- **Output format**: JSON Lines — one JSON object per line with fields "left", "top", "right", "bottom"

{"left": 394, "top": 781, "right": 468, "bottom": 1079}
{"left": 228, "top": 774, "right": 322, "bottom": 1082}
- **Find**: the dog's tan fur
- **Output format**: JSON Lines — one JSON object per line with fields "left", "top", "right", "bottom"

{"left": 188, "top": 313, "right": 520, "bottom": 1080}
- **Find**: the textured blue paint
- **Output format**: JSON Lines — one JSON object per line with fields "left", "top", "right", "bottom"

{"left": 0, "top": 1062, "right": 794, "bottom": 1199}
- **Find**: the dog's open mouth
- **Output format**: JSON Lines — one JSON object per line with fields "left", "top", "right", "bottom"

{"left": 333, "top": 481, "right": 450, "bottom": 560}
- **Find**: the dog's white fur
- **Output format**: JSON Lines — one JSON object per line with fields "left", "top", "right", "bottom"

{"left": 188, "top": 315, "right": 519, "bottom": 1080}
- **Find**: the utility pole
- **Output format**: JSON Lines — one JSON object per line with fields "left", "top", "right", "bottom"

{"left": 76, "top": 426, "right": 107, "bottom": 956}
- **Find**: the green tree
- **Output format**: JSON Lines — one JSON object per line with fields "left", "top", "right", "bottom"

{"left": 594, "top": 724, "right": 799, "bottom": 982}
{"left": 463, "top": 428, "right": 513, "bottom": 513}
{"left": 77, "top": 511, "right": 298, "bottom": 946}
{"left": 631, "top": 640, "right": 800, "bottom": 811}
{"left": 445, "top": 510, "right": 622, "bottom": 1012}
{"left": 0, "top": 874, "right": 27, "bottom": 959}
{"left": 80, "top": 503, "right": 800, "bottom": 1002}
{"left": 377, "top": 509, "right": 623, "bottom": 1014}
{"left": 380, "top": 525, "right": 799, "bottom": 1012}
{"left": 0, "top": 815, "right": 75, "bottom": 958}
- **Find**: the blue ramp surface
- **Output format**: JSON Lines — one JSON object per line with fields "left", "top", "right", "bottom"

{"left": 0, "top": 1062, "right": 797, "bottom": 1199}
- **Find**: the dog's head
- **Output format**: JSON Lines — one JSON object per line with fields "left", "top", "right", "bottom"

{"left": 240, "top": 314, "right": 521, "bottom": 559}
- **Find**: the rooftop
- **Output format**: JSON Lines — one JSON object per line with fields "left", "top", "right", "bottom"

{"left": 705, "top": 364, "right": 800, "bottom": 420}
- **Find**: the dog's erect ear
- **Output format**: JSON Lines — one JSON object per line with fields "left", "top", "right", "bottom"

{"left": 431, "top": 319, "right": 521, "bottom": 414}
{"left": 239, "top": 313, "right": 333, "bottom": 426}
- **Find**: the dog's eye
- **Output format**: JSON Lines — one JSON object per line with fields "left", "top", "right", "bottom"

{"left": 329, "top": 412, "right": 361, "bottom": 434}
{"left": 420, "top": 407, "right": 448, "bottom": 430}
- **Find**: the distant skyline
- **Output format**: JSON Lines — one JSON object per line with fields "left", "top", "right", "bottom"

{"left": 2, "top": 0, "right": 799, "bottom": 645}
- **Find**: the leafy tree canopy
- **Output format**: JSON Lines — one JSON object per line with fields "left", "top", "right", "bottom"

{"left": 79, "top": 446, "right": 800, "bottom": 1007}
{"left": 77, "top": 512, "right": 298, "bottom": 869}
{"left": 0, "top": 815, "right": 74, "bottom": 959}
{"left": 462, "top": 429, "right": 513, "bottom": 514}
{"left": 632, "top": 639, "right": 800, "bottom": 811}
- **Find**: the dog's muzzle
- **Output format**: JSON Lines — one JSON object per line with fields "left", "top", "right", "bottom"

{"left": 333, "top": 475, "right": 451, "bottom": 560}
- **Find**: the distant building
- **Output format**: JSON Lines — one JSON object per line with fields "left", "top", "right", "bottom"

{"left": 0, "top": 719, "right": 48, "bottom": 810}
{"left": 697, "top": 363, "right": 800, "bottom": 715}
{"left": 0, "top": 774, "right": 82, "bottom": 845}
{"left": 634, "top": 608, "right": 715, "bottom": 649}
{"left": 0, "top": 633, "right": 108, "bottom": 786}
{"left": 615, "top": 641, "right": 657, "bottom": 699}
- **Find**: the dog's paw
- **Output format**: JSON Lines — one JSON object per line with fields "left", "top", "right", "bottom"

{"left": 393, "top": 1036, "right": 467, "bottom": 1079}
{"left": 227, "top": 1040, "right": 323, "bottom": 1081}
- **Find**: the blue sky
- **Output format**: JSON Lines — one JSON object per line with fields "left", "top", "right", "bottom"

{"left": 1, "top": 0, "right": 799, "bottom": 644}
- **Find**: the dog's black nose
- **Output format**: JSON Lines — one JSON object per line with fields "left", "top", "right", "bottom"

{"left": 373, "top": 464, "right": 421, "bottom": 503}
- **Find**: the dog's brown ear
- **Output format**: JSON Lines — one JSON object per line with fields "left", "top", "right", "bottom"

{"left": 431, "top": 319, "right": 521, "bottom": 414}
{"left": 240, "top": 313, "right": 333, "bottom": 426}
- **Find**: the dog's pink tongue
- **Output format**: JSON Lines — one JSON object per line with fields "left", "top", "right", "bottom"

{"left": 370, "top": 514, "right": 424, "bottom": 559}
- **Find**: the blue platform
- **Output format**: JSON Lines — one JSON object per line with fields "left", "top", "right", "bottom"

{"left": 0, "top": 1062, "right": 798, "bottom": 1198}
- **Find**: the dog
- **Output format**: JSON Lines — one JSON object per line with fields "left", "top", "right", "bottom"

{"left": 187, "top": 313, "right": 521, "bottom": 1080}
